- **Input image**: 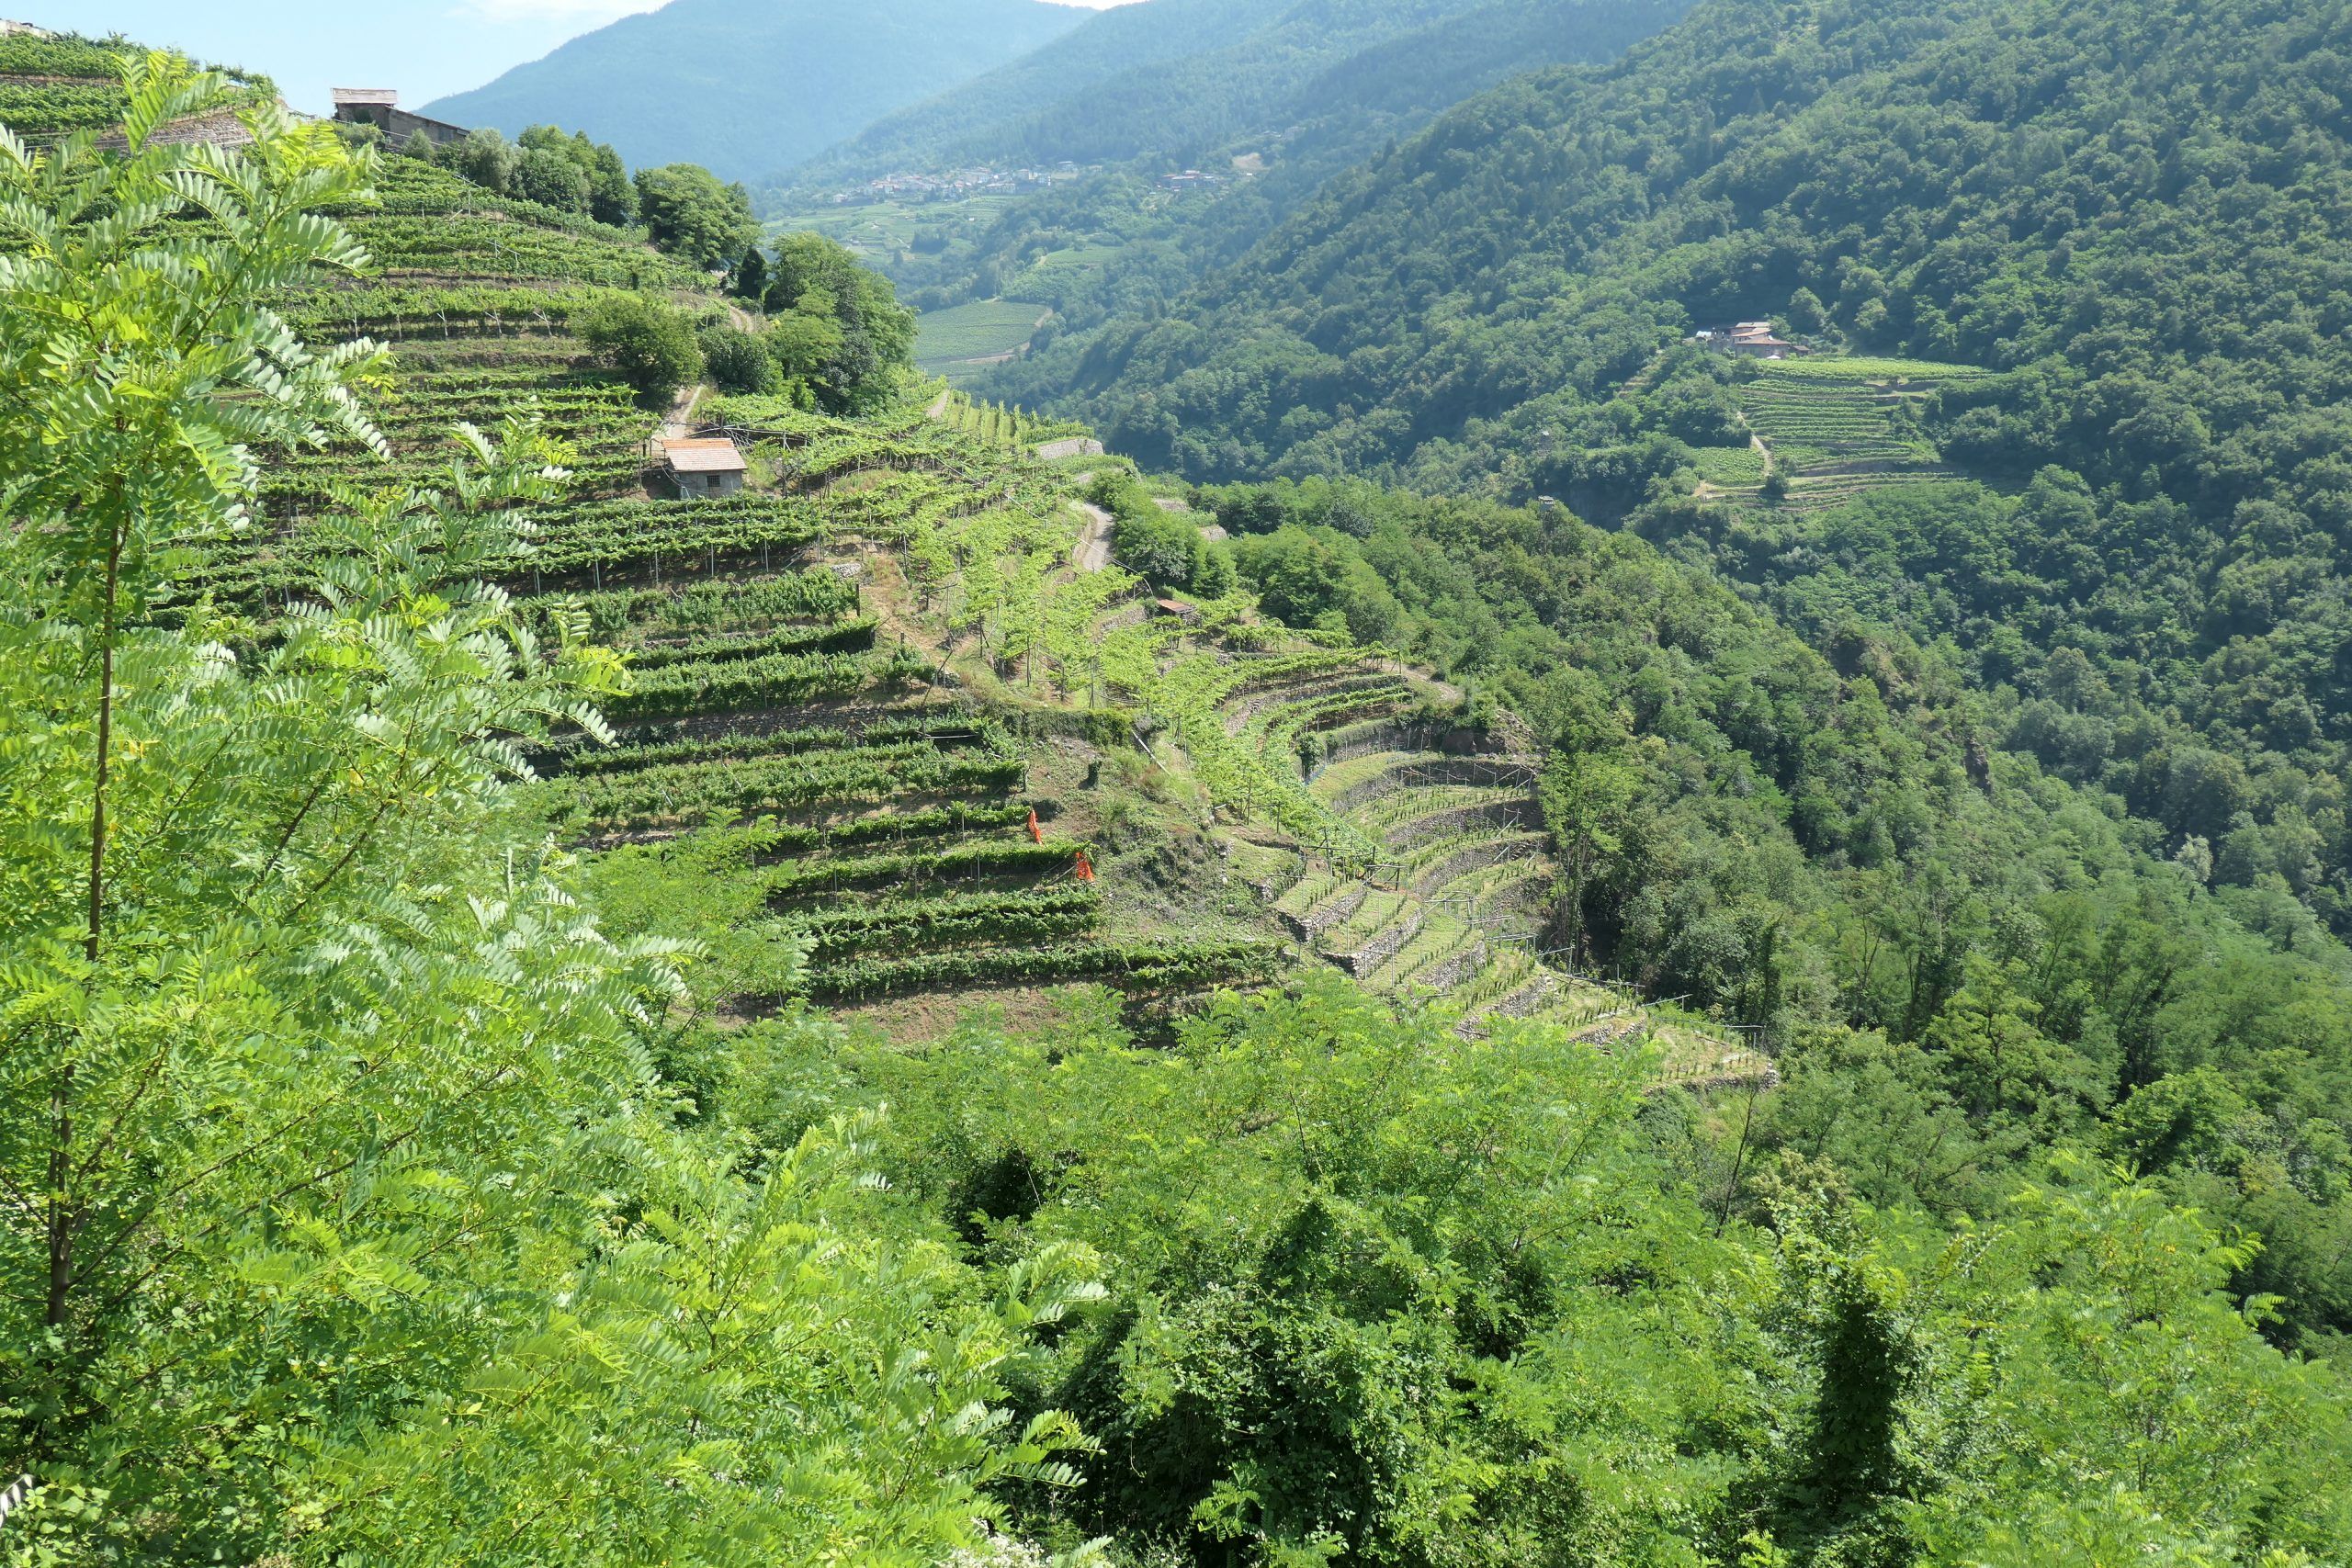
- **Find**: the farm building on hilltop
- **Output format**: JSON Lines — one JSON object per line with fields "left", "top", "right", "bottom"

{"left": 332, "top": 89, "right": 468, "bottom": 148}
{"left": 0, "top": 20, "right": 55, "bottom": 37}
{"left": 662, "top": 438, "right": 747, "bottom": 499}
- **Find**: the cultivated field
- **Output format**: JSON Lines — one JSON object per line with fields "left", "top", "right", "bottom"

{"left": 914, "top": 298, "right": 1050, "bottom": 381}
{"left": 1687, "top": 354, "right": 1992, "bottom": 511}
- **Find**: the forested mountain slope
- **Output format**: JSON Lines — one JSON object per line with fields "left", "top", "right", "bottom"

{"left": 834, "top": 0, "right": 1694, "bottom": 343}
{"left": 13, "top": 43, "right": 2352, "bottom": 1568}
{"left": 1003, "top": 0, "right": 2352, "bottom": 941}
{"left": 781, "top": 0, "right": 1690, "bottom": 190}
{"left": 779, "top": 0, "right": 1262, "bottom": 185}
{"left": 424, "top": 0, "right": 1087, "bottom": 183}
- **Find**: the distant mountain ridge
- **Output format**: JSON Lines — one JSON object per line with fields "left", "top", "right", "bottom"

{"left": 776, "top": 0, "right": 1657, "bottom": 190}
{"left": 842, "top": 0, "right": 1691, "bottom": 371}
{"left": 424, "top": 0, "right": 1089, "bottom": 184}
{"left": 995, "top": 0, "right": 2352, "bottom": 958}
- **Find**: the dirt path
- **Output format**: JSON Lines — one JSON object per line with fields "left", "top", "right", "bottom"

{"left": 658, "top": 381, "right": 705, "bottom": 443}
{"left": 1071, "top": 501, "right": 1114, "bottom": 573}
{"left": 1692, "top": 426, "right": 1776, "bottom": 502}
{"left": 925, "top": 387, "right": 955, "bottom": 421}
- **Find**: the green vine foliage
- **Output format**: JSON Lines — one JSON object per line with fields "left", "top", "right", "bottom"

{"left": 0, "top": 62, "right": 1100, "bottom": 1564}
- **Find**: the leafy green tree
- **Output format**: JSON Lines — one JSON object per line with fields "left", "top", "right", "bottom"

{"left": 762, "top": 305, "right": 847, "bottom": 400}
{"left": 516, "top": 123, "right": 637, "bottom": 224}
{"left": 634, "top": 161, "right": 759, "bottom": 271}
{"left": 511, "top": 142, "right": 590, "bottom": 211}
{"left": 733, "top": 241, "right": 768, "bottom": 301}
{"left": 763, "top": 231, "right": 918, "bottom": 412}
{"left": 1786, "top": 286, "right": 1829, "bottom": 335}
{"left": 1087, "top": 470, "right": 1232, "bottom": 594}
{"left": 1229, "top": 523, "right": 1401, "bottom": 642}
{"left": 573, "top": 290, "right": 705, "bottom": 401}
{"left": 0, "top": 64, "right": 1100, "bottom": 1563}
{"left": 1540, "top": 743, "right": 1643, "bottom": 962}
{"left": 443, "top": 125, "right": 518, "bottom": 194}
{"left": 697, "top": 319, "right": 780, "bottom": 394}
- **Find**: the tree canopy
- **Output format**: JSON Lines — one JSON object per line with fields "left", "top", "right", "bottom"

{"left": 635, "top": 161, "right": 762, "bottom": 273}
{"left": 761, "top": 231, "right": 920, "bottom": 413}
{"left": 9, "top": 32, "right": 2352, "bottom": 1568}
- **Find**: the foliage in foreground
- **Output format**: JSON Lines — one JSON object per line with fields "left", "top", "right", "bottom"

{"left": 721, "top": 977, "right": 2352, "bottom": 1567}
{"left": 0, "top": 63, "right": 1091, "bottom": 1565}
{"left": 3, "top": 51, "right": 2349, "bottom": 1568}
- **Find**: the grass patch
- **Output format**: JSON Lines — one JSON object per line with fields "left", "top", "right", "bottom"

{"left": 1755, "top": 355, "right": 1992, "bottom": 383}
{"left": 915, "top": 299, "right": 1047, "bottom": 373}
{"left": 1690, "top": 446, "right": 1767, "bottom": 486}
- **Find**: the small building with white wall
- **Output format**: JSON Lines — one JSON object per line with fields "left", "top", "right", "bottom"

{"left": 662, "top": 437, "right": 747, "bottom": 499}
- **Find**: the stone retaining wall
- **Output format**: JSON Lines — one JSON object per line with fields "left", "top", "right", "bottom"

{"left": 1280, "top": 881, "right": 1368, "bottom": 942}
{"left": 1383, "top": 796, "right": 1541, "bottom": 852}
{"left": 1411, "top": 834, "right": 1546, "bottom": 898}
{"left": 1329, "top": 755, "right": 1539, "bottom": 815}
{"left": 1323, "top": 722, "right": 1514, "bottom": 769}
{"left": 1325, "top": 907, "right": 1424, "bottom": 978}
{"left": 1410, "top": 937, "right": 1488, "bottom": 993}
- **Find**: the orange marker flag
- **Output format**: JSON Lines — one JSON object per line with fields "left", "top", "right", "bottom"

{"left": 1028, "top": 807, "right": 1044, "bottom": 843}
{"left": 1074, "top": 849, "right": 1096, "bottom": 883}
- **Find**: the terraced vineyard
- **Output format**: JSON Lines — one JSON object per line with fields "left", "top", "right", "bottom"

{"left": 0, "top": 31, "right": 275, "bottom": 140}
{"left": 1692, "top": 356, "right": 1992, "bottom": 512}
{"left": 53, "top": 62, "right": 1764, "bottom": 1077}
{"left": 1036, "top": 526, "right": 1768, "bottom": 1082}
{"left": 523, "top": 380, "right": 1762, "bottom": 1076}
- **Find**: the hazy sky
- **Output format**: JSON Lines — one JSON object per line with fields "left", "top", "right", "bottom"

{"left": 29, "top": 0, "right": 1136, "bottom": 117}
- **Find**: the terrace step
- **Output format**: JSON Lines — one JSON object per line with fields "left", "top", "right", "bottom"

{"left": 1458, "top": 969, "right": 1560, "bottom": 1037}
{"left": 1409, "top": 831, "right": 1551, "bottom": 899}
{"left": 1322, "top": 901, "right": 1424, "bottom": 979}
{"left": 1281, "top": 879, "right": 1370, "bottom": 942}
{"left": 1317, "top": 752, "right": 1542, "bottom": 815}
{"left": 1220, "top": 671, "right": 1394, "bottom": 735}
{"left": 1573, "top": 1013, "right": 1650, "bottom": 1050}
{"left": 1403, "top": 933, "right": 1487, "bottom": 994}
{"left": 1234, "top": 681, "right": 1418, "bottom": 745}
{"left": 1372, "top": 922, "right": 1487, "bottom": 994}
{"left": 1381, "top": 795, "right": 1541, "bottom": 852}
{"left": 1319, "top": 718, "right": 1515, "bottom": 769}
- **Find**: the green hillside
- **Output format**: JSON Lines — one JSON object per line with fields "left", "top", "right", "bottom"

{"left": 786, "top": 0, "right": 1694, "bottom": 187}
{"left": 777, "top": 0, "right": 1273, "bottom": 184}
{"left": 12, "top": 29, "right": 2352, "bottom": 1568}
{"left": 1000, "top": 0, "right": 2352, "bottom": 952}
{"left": 0, "top": 28, "right": 271, "bottom": 130}
{"left": 914, "top": 296, "right": 1051, "bottom": 382}
{"left": 777, "top": 0, "right": 1693, "bottom": 341}
{"left": 423, "top": 0, "right": 1089, "bottom": 183}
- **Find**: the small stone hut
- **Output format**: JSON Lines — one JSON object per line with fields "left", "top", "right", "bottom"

{"left": 662, "top": 437, "right": 747, "bottom": 499}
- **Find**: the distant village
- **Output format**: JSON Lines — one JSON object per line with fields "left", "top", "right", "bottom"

{"left": 820, "top": 159, "right": 1248, "bottom": 208}
{"left": 826, "top": 163, "right": 1100, "bottom": 206}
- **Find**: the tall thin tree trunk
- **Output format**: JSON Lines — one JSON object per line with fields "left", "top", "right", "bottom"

{"left": 51, "top": 514, "right": 123, "bottom": 1332}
